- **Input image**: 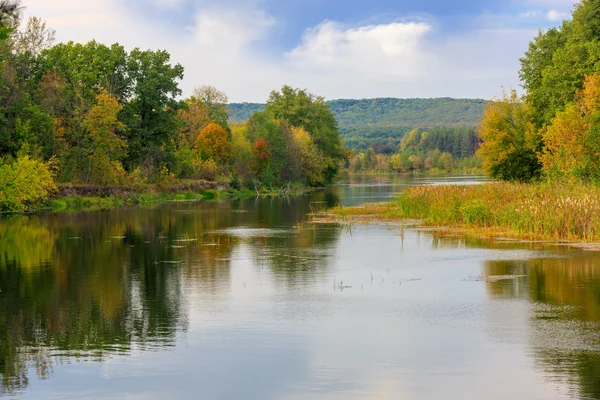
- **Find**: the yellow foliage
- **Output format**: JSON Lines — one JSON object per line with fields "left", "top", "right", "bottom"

{"left": 541, "top": 73, "right": 600, "bottom": 181}
{"left": 477, "top": 89, "right": 541, "bottom": 181}
{"left": 0, "top": 156, "right": 57, "bottom": 212}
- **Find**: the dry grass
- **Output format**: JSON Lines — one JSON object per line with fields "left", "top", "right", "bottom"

{"left": 322, "top": 182, "right": 600, "bottom": 242}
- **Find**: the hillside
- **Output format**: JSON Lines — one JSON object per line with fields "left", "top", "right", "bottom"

{"left": 229, "top": 98, "right": 487, "bottom": 150}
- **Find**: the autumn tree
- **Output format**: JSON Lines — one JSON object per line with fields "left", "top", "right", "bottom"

{"left": 477, "top": 90, "right": 542, "bottom": 182}
{"left": 189, "top": 86, "right": 229, "bottom": 129}
{"left": 540, "top": 73, "right": 600, "bottom": 181}
{"left": 290, "top": 126, "right": 327, "bottom": 186}
{"left": 194, "top": 122, "right": 231, "bottom": 164}
{"left": 265, "top": 85, "right": 343, "bottom": 183}
{"left": 84, "top": 92, "right": 126, "bottom": 185}
{"left": 177, "top": 100, "right": 211, "bottom": 147}
{"left": 0, "top": 154, "right": 56, "bottom": 211}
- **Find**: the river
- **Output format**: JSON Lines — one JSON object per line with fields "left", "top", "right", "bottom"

{"left": 1, "top": 174, "right": 599, "bottom": 399}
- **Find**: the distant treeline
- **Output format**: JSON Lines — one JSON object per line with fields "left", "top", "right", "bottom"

{"left": 347, "top": 127, "right": 481, "bottom": 174}
{"left": 229, "top": 98, "right": 486, "bottom": 150}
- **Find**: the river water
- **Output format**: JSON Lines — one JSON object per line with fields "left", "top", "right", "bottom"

{"left": 1, "top": 174, "right": 600, "bottom": 399}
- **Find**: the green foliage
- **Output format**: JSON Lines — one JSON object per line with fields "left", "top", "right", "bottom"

{"left": 265, "top": 85, "right": 343, "bottom": 182}
{"left": 519, "top": 0, "right": 600, "bottom": 128}
{"left": 477, "top": 91, "right": 542, "bottom": 182}
{"left": 122, "top": 48, "right": 184, "bottom": 167}
{"left": 0, "top": 155, "right": 56, "bottom": 211}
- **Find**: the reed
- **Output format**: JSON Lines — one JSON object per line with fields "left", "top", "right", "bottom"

{"left": 331, "top": 181, "right": 600, "bottom": 242}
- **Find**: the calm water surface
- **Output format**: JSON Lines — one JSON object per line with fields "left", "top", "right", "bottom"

{"left": 1, "top": 174, "right": 600, "bottom": 399}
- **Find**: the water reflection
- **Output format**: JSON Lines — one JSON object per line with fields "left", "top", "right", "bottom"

{"left": 0, "top": 194, "right": 343, "bottom": 396}
{"left": 482, "top": 250, "right": 600, "bottom": 400}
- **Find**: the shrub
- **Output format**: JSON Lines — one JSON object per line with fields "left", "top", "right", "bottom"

{"left": 0, "top": 156, "right": 57, "bottom": 212}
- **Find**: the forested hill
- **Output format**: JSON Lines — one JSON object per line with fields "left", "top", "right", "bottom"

{"left": 229, "top": 98, "right": 487, "bottom": 150}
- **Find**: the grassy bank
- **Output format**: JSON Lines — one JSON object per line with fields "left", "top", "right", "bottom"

{"left": 324, "top": 182, "right": 600, "bottom": 242}
{"left": 32, "top": 181, "right": 310, "bottom": 213}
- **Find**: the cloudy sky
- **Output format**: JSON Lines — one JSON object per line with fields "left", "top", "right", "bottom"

{"left": 20, "top": 0, "right": 575, "bottom": 102}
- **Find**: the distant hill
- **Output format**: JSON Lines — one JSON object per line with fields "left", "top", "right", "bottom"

{"left": 228, "top": 98, "right": 487, "bottom": 150}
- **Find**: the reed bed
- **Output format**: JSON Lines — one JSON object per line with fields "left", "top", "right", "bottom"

{"left": 331, "top": 182, "right": 600, "bottom": 242}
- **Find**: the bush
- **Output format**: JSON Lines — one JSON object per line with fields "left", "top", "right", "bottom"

{"left": 0, "top": 156, "right": 57, "bottom": 212}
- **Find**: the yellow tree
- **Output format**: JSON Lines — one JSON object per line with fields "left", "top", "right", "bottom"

{"left": 194, "top": 123, "right": 232, "bottom": 164}
{"left": 84, "top": 91, "right": 127, "bottom": 185}
{"left": 541, "top": 73, "right": 600, "bottom": 181}
{"left": 477, "top": 90, "right": 542, "bottom": 182}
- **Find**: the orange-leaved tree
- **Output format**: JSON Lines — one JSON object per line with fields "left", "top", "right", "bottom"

{"left": 194, "top": 122, "right": 232, "bottom": 164}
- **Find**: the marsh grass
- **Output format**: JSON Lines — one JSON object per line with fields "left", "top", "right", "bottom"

{"left": 327, "top": 182, "right": 600, "bottom": 242}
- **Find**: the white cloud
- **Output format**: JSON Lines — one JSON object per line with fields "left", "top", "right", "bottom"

{"left": 20, "top": 1, "right": 539, "bottom": 102}
{"left": 286, "top": 21, "right": 432, "bottom": 79}
{"left": 546, "top": 9, "right": 567, "bottom": 21}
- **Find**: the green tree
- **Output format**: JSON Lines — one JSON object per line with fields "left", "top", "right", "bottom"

{"left": 123, "top": 48, "right": 184, "bottom": 169}
{"left": 265, "top": 85, "right": 343, "bottom": 182}
{"left": 477, "top": 91, "right": 542, "bottom": 182}
{"left": 520, "top": 0, "right": 600, "bottom": 128}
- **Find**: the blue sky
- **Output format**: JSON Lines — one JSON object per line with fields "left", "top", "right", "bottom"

{"left": 23, "top": 0, "right": 574, "bottom": 101}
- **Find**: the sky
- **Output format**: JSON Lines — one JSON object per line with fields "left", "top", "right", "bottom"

{"left": 20, "top": 0, "right": 575, "bottom": 102}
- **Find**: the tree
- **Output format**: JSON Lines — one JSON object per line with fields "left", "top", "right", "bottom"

{"left": 540, "top": 73, "right": 600, "bottom": 181}
{"left": 291, "top": 126, "right": 327, "bottom": 186}
{"left": 477, "top": 90, "right": 542, "bottom": 182}
{"left": 83, "top": 91, "right": 126, "bottom": 185}
{"left": 13, "top": 16, "right": 55, "bottom": 56}
{"left": 519, "top": 0, "right": 600, "bottom": 128}
{"left": 265, "top": 85, "right": 343, "bottom": 182}
{"left": 177, "top": 100, "right": 210, "bottom": 147}
{"left": 189, "top": 86, "right": 229, "bottom": 129}
{"left": 123, "top": 48, "right": 184, "bottom": 168}
{"left": 0, "top": 1, "right": 20, "bottom": 40}
{"left": 0, "top": 154, "right": 56, "bottom": 211}
{"left": 194, "top": 122, "right": 231, "bottom": 164}
{"left": 40, "top": 41, "right": 130, "bottom": 103}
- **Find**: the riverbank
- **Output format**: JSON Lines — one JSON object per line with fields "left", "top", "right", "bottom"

{"left": 316, "top": 181, "right": 600, "bottom": 244}
{"left": 32, "top": 180, "right": 310, "bottom": 213}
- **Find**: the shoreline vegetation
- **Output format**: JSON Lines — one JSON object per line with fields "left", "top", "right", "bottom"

{"left": 0, "top": 11, "right": 346, "bottom": 214}
{"left": 315, "top": 182, "right": 600, "bottom": 247}
{"left": 13, "top": 180, "right": 313, "bottom": 214}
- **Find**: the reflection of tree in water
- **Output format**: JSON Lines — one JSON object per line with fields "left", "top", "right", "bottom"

{"left": 0, "top": 191, "right": 343, "bottom": 394}
{"left": 0, "top": 206, "right": 237, "bottom": 394}
{"left": 483, "top": 253, "right": 600, "bottom": 399}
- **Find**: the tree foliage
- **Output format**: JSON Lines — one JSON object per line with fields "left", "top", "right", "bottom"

{"left": 195, "top": 122, "right": 231, "bottom": 164}
{"left": 540, "top": 73, "right": 600, "bottom": 181}
{"left": 477, "top": 90, "right": 542, "bottom": 182}
{"left": 0, "top": 154, "right": 56, "bottom": 211}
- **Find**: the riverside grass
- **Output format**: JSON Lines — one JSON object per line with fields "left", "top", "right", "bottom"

{"left": 328, "top": 182, "right": 600, "bottom": 242}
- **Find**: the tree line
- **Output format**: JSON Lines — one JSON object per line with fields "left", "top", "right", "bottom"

{"left": 348, "top": 127, "right": 481, "bottom": 174}
{"left": 229, "top": 98, "right": 487, "bottom": 151}
{"left": 479, "top": 0, "right": 600, "bottom": 183}
{"left": 0, "top": 5, "right": 344, "bottom": 211}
